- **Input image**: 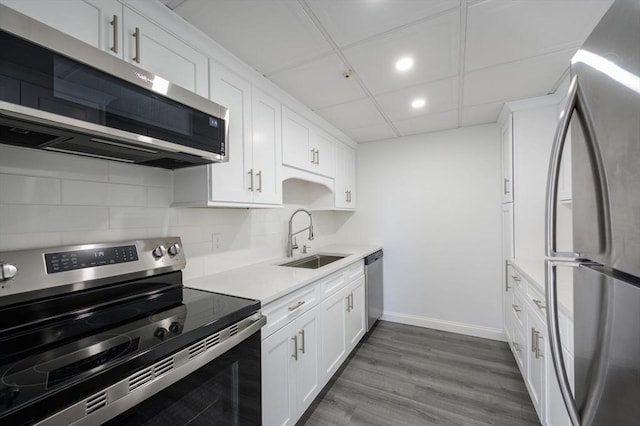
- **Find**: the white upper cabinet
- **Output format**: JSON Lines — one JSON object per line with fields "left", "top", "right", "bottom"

{"left": 173, "top": 66, "right": 281, "bottom": 207}
{"left": 501, "top": 114, "right": 514, "bottom": 203}
{"left": 334, "top": 141, "right": 357, "bottom": 210}
{"left": 282, "top": 106, "right": 334, "bottom": 178}
{"left": 251, "top": 87, "right": 282, "bottom": 205}
{"left": 208, "top": 62, "right": 253, "bottom": 204}
{"left": 1, "top": 0, "right": 208, "bottom": 97}
{"left": 0, "top": 0, "right": 121, "bottom": 55}
{"left": 121, "top": 7, "right": 208, "bottom": 97}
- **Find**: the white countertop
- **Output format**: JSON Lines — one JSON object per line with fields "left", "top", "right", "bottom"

{"left": 185, "top": 244, "right": 382, "bottom": 305}
{"left": 510, "top": 257, "right": 574, "bottom": 314}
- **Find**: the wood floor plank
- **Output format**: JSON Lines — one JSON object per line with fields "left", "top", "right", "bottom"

{"left": 298, "top": 321, "right": 539, "bottom": 426}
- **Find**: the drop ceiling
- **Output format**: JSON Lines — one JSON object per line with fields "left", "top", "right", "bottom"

{"left": 161, "top": 0, "right": 613, "bottom": 143}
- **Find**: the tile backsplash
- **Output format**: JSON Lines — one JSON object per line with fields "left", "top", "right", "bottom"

{"left": 0, "top": 145, "right": 341, "bottom": 279}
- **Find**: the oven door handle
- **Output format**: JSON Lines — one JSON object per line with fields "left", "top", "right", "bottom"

{"left": 36, "top": 313, "right": 266, "bottom": 426}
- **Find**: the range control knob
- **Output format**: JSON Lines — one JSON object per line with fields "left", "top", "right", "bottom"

{"left": 168, "top": 243, "right": 181, "bottom": 256}
{"left": 154, "top": 327, "right": 169, "bottom": 340}
{"left": 169, "top": 322, "right": 183, "bottom": 334}
{"left": 152, "top": 245, "right": 167, "bottom": 259}
{"left": 0, "top": 263, "right": 18, "bottom": 281}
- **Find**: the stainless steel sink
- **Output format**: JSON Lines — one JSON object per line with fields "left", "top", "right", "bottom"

{"left": 279, "top": 254, "right": 346, "bottom": 269}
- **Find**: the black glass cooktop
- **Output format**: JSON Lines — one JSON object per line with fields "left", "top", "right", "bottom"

{"left": 0, "top": 274, "right": 259, "bottom": 425}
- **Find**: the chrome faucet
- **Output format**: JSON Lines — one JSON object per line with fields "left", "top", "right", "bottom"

{"left": 287, "top": 209, "right": 314, "bottom": 257}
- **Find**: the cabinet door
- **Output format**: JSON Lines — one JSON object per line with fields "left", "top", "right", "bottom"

{"left": 527, "top": 310, "right": 546, "bottom": 419}
{"left": 320, "top": 290, "right": 348, "bottom": 383}
{"left": 293, "top": 307, "right": 321, "bottom": 420}
{"left": 346, "top": 275, "right": 366, "bottom": 352}
{"left": 208, "top": 63, "right": 252, "bottom": 203}
{"left": 262, "top": 322, "right": 296, "bottom": 426}
{"left": 282, "top": 107, "right": 311, "bottom": 170}
{"left": 310, "top": 130, "right": 334, "bottom": 178}
{"left": 1, "top": 0, "right": 122, "bottom": 57}
{"left": 122, "top": 7, "right": 208, "bottom": 97}
{"left": 251, "top": 88, "right": 282, "bottom": 205}
{"left": 334, "top": 142, "right": 356, "bottom": 210}
{"left": 501, "top": 114, "right": 513, "bottom": 203}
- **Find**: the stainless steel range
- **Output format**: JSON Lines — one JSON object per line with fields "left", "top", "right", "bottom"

{"left": 0, "top": 237, "right": 265, "bottom": 425}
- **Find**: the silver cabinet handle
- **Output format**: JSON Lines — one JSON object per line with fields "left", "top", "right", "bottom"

{"left": 299, "top": 329, "right": 305, "bottom": 354}
{"left": 132, "top": 27, "right": 141, "bottom": 63}
{"left": 247, "top": 169, "right": 254, "bottom": 191}
{"left": 345, "top": 190, "right": 349, "bottom": 202}
{"left": 349, "top": 293, "right": 354, "bottom": 311}
{"left": 505, "top": 262, "right": 511, "bottom": 292}
{"left": 256, "top": 170, "right": 262, "bottom": 192}
{"left": 316, "top": 149, "right": 320, "bottom": 165}
{"left": 503, "top": 178, "right": 511, "bottom": 195}
{"left": 531, "top": 328, "right": 537, "bottom": 353}
{"left": 110, "top": 15, "right": 118, "bottom": 53}
{"left": 535, "top": 332, "right": 544, "bottom": 359}
{"left": 291, "top": 335, "right": 298, "bottom": 360}
{"left": 511, "top": 274, "right": 521, "bottom": 282}
{"left": 288, "top": 300, "right": 305, "bottom": 312}
{"left": 310, "top": 148, "right": 316, "bottom": 164}
{"left": 345, "top": 295, "right": 351, "bottom": 312}
{"left": 511, "top": 304, "right": 521, "bottom": 313}
{"left": 533, "top": 299, "right": 546, "bottom": 311}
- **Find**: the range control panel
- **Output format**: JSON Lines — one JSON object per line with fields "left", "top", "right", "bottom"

{"left": 44, "top": 245, "right": 139, "bottom": 274}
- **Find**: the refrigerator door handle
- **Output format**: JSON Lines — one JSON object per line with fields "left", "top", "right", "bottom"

{"left": 545, "top": 258, "right": 584, "bottom": 426}
{"left": 545, "top": 74, "right": 611, "bottom": 259}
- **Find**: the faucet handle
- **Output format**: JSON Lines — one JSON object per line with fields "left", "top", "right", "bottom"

{"left": 292, "top": 237, "right": 299, "bottom": 250}
{"left": 302, "top": 245, "right": 310, "bottom": 254}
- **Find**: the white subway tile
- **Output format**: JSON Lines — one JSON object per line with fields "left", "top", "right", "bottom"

{"left": 0, "top": 145, "right": 108, "bottom": 181}
{"left": 108, "top": 163, "right": 172, "bottom": 187}
{"left": 0, "top": 205, "right": 108, "bottom": 233}
{"left": 109, "top": 207, "right": 177, "bottom": 230}
{"left": 176, "top": 207, "right": 225, "bottom": 226}
{"left": 146, "top": 228, "right": 171, "bottom": 238}
{"left": 0, "top": 232, "right": 61, "bottom": 251}
{"left": 147, "top": 187, "right": 173, "bottom": 207}
{"left": 108, "top": 184, "right": 146, "bottom": 207}
{"left": 62, "top": 181, "right": 110, "bottom": 205}
{"left": 61, "top": 228, "right": 148, "bottom": 245}
{"left": 0, "top": 174, "right": 61, "bottom": 204}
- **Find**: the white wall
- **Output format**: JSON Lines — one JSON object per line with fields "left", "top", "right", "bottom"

{"left": 334, "top": 124, "right": 504, "bottom": 340}
{"left": 0, "top": 145, "right": 339, "bottom": 281}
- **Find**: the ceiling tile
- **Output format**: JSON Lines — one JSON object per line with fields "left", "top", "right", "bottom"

{"left": 463, "top": 49, "right": 575, "bottom": 106}
{"left": 315, "top": 98, "right": 386, "bottom": 130}
{"left": 305, "top": 0, "right": 459, "bottom": 47}
{"left": 343, "top": 10, "right": 459, "bottom": 95}
{"left": 393, "top": 109, "right": 459, "bottom": 137}
{"left": 343, "top": 123, "right": 397, "bottom": 143}
{"left": 173, "top": 0, "right": 332, "bottom": 75}
{"left": 375, "top": 77, "right": 458, "bottom": 122}
{"left": 269, "top": 54, "right": 367, "bottom": 110}
{"left": 466, "top": 0, "right": 614, "bottom": 71}
{"left": 461, "top": 101, "right": 504, "bottom": 127}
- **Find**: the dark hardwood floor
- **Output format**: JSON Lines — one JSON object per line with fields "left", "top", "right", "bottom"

{"left": 298, "top": 321, "right": 539, "bottom": 426}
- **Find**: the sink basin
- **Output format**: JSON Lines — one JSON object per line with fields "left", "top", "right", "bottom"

{"left": 279, "top": 254, "right": 346, "bottom": 269}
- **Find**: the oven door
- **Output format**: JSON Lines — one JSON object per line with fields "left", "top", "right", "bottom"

{"left": 105, "top": 331, "right": 261, "bottom": 426}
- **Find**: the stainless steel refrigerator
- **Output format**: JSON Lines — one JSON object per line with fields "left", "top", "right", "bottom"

{"left": 545, "top": 0, "right": 640, "bottom": 425}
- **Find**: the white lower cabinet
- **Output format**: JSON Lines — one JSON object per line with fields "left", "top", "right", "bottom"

{"left": 505, "top": 263, "right": 573, "bottom": 426}
{"left": 262, "top": 306, "right": 320, "bottom": 426}
{"left": 262, "top": 260, "right": 366, "bottom": 425}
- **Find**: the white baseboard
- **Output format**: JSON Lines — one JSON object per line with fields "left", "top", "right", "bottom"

{"left": 381, "top": 311, "right": 507, "bottom": 342}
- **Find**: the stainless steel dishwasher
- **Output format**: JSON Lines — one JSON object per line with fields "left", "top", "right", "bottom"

{"left": 364, "top": 250, "right": 383, "bottom": 331}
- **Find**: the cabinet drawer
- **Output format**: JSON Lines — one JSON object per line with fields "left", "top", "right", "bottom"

{"left": 261, "top": 284, "right": 319, "bottom": 340}
{"left": 511, "top": 326, "right": 526, "bottom": 373}
{"left": 343, "top": 261, "right": 364, "bottom": 283}
{"left": 510, "top": 290, "right": 525, "bottom": 334}
{"left": 527, "top": 282, "right": 547, "bottom": 319}
{"left": 508, "top": 267, "right": 524, "bottom": 292}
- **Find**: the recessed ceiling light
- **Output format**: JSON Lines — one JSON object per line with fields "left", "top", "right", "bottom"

{"left": 395, "top": 57, "right": 414, "bottom": 72}
{"left": 411, "top": 98, "right": 426, "bottom": 109}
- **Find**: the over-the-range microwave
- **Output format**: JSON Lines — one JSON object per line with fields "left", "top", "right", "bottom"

{"left": 0, "top": 5, "right": 228, "bottom": 169}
